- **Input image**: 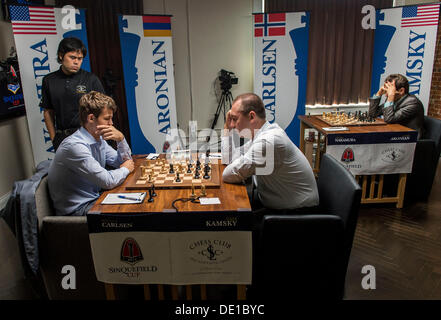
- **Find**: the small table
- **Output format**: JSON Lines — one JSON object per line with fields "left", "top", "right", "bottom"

{"left": 89, "top": 155, "right": 252, "bottom": 300}
{"left": 299, "top": 115, "right": 417, "bottom": 208}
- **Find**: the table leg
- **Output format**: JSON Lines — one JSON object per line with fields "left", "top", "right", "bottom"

{"left": 104, "top": 283, "right": 116, "bottom": 300}
{"left": 186, "top": 285, "right": 193, "bottom": 300}
{"left": 396, "top": 173, "right": 407, "bottom": 209}
{"left": 144, "top": 284, "right": 151, "bottom": 300}
{"left": 237, "top": 285, "right": 246, "bottom": 300}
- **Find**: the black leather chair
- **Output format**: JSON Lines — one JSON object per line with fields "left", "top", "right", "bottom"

{"left": 253, "top": 154, "right": 361, "bottom": 300}
{"left": 405, "top": 116, "right": 441, "bottom": 201}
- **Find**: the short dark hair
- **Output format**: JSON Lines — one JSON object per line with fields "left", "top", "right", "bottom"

{"left": 233, "top": 93, "right": 266, "bottom": 119}
{"left": 57, "top": 37, "right": 87, "bottom": 63}
{"left": 385, "top": 74, "right": 409, "bottom": 94}
{"left": 79, "top": 91, "right": 117, "bottom": 126}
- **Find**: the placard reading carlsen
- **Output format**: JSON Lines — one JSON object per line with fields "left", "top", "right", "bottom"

{"left": 371, "top": 4, "right": 440, "bottom": 114}
{"left": 9, "top": 5, "right": 91, "bottom": 165}
{"left": 253, "top": 12, "right": 309, "bottom": 146}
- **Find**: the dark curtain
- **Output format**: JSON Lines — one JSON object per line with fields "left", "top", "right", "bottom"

{"left": 266, "top": 0, "right": 393, "bottom": 105}
{"left": 55, "top": 0, "right": 143, "bottom": 145}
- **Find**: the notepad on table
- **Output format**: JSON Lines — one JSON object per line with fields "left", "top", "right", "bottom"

{"left": 101, "top": 192, "right": 146, "bottom": 204}
{"left": 322, "top": 127, "right": 349, "bottom": 131}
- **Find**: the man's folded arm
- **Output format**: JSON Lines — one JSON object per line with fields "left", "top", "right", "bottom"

{"left": 63, "top": 144, "right": 129, "bottom": 189}
{"left": 105, "top": 138, "right": 132, "bottom": 168}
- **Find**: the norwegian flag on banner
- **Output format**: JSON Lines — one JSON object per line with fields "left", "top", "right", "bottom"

{"left": 254, "top": 13, "right": 286, "bottom": 37}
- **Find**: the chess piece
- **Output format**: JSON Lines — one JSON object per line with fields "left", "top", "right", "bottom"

{"left": 196, "top": 159, "right": 201, "bottom": 170}
{"left": 148, "top": 188, "right": 154, "bottom": 202}
{"left": 169, "top": 163, "right": 174, "bottom": 174}
{"left": 148, "top": 174, "right": 153, "bottom": 183}
{"left": 201, "top": 184, "right": 206, "bottom": 197}
{"left": 187, "top": 164, "right": 192, "bottom": 173}
{"left": 140, "top": 166, "right": 147, "bottom": 179}
{"left": 203, "top": 165, "right": 210, "bottom": 179}
{"left": 194, "top": 169, "right": 200, "bottom": 179}
{"left": 152, "top": 184, "right": 157, "bottom": 197}
{"left": 176, "top": 172, "right": 181, "bottom": 182}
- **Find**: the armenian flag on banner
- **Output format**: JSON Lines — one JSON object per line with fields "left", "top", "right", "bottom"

{"left": 143, "top": 16, "right": 172, "bottom": 37}
{"left": 9, "top": 5, "right": 91, "bottom": 165}
{"left": 371, "top": 4, "right": 440, "bottom": 115}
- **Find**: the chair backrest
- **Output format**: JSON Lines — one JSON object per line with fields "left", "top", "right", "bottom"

{"left": 35, "top": 177, "right": 105, "bottom": 299}
{"left": 316, "top": 153, "right": 362, "bottom": 288}
{"left": 423, "top": 116, "right": 441, "bottom": 160}
{"left": 34, "top": 176, "right": 55, "bottom": 231}
{"left": 256, "top": 214, "right": 345, "bottom": 299}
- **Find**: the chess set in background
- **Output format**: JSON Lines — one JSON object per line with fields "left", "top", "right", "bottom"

{"left": 317, "top": 111, "right": 387, "bottom": 126}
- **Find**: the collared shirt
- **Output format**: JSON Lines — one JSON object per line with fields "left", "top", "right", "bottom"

{"left": 222, "top": 121, "right": 319, "bottom": 210}
{"left": 48, "top": 127, "right": 131, "bottom": 216}
{"left": 372, "top": 94, "right": 393, "bottom": 109}
{"left": 39, "top": 67, "right": 104, "bottom": 130}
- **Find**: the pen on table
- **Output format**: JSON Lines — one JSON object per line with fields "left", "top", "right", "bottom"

{"left": 118, "top": 194, "right": 142, "bottom": 201}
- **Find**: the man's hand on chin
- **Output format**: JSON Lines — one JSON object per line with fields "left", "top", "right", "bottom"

{"left": 96, "top": 125, "right": 124, "bottom": 142}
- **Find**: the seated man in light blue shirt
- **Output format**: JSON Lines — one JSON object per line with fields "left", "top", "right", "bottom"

{"left": 48, "top": 91, "right": 134, "bottom": 216}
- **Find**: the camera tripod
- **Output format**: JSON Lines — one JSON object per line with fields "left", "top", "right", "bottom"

{"left": 207, "top": 88, "right": 234, "bottom": 142}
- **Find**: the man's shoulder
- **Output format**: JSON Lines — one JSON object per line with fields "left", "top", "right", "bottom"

{"left": 42, "top": 69, "right": 62, "bottom": 81}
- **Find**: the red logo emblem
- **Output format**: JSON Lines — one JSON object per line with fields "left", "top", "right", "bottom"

{"left": 341, "top": 147, "right": 355, "bottom": 162}
{"left": 120, "top": 238, "right": 143, "bottom": 265}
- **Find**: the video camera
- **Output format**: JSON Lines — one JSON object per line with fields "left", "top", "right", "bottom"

{"left": 218, "top": 69, "right": 238, "bottom": 91}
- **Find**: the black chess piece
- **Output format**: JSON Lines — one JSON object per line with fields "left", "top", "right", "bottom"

{"left": 187, "top": 164, "right": 192, "bottom": 173}
{"left": 169, "top": 163, "right": 174, "bottom": 174}
{"left": 196, "top": 159, "right": 201, "bottom": 170}
{"left": 203, "top": 166, "right": 210, "bottom": 179}
{"left": 176, "top": 172, "right": 181, "bottom": 182}
{"left": 194, "top": 170, "right": 200, "bottom": 179}
{"left": 204, "top": 163, "right": 210, "bottom": 172}
{"left": 151, "top": 184, "right": 157, "bottom": 197}
{"left": 148, "top": 188, "right": 154, "bottom": 202}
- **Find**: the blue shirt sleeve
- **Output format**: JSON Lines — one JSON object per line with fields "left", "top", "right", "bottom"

{"left": 62, "top": 142, "right": 130, "bottom": 190}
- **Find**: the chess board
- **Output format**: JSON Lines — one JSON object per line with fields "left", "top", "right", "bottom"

{"left": 125, "top": 159, "right": 221, "bottom": 190}
{"left": 317, "top": 115, "right": 387, "bottom": 126}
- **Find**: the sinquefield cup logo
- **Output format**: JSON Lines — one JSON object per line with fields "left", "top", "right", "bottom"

{"left": 341, "top": 147, "right": 355, "bottom": 162}
{"left": 120, "top": 238, "right": 143, "bottom": 265}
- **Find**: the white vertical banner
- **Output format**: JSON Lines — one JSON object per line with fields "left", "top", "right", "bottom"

{"left": 253, "top": 12, "right": 310, "bottom": 146}
{"left": 118, "top": 15, "right": 178, "bottom": 154}
{"left": 9, "top": 5, "right": 91, "bottom": 165}
{"left": 371, "top": 3, "right": 440, "bottom": 114}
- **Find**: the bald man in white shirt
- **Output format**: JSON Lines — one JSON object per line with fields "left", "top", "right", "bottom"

{"left": 221, "top": 93, "right": 319, "bottom": 211}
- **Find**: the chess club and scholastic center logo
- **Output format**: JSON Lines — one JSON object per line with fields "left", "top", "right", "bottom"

{"left": 381, "top": 147, "right": 405, "bottom": 163}
{"left": 341, "top": 147, "right": 355, "bottom": 162}
{"left": 189, "top": 239, "right": 233, "bottom": 265}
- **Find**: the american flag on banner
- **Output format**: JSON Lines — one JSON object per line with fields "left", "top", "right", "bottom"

{"left": 401, "top": 4, "right": 440, "bottom": 28}
{"left": 254, "top": 13, "right": 286, "bottom": 37}
{"left": 9, "top": 5, "right": 56, "bottom": 35}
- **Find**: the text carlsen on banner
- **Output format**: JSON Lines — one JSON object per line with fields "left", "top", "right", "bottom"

{"left": 253, "top": 12, "right": 309, "bottom": 146}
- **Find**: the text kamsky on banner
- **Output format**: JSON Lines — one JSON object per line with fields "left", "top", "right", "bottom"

{"left": 253, "top": 12, "right": 309, "bottom": 146}
{"left": 371, "top": 4, "right": 440, "bottom": 114}
{"left": 118, "top": 15, "right": 178, "bottom": 154}
{"left": 10, "top": 5, "right": 91, "bottom": 165}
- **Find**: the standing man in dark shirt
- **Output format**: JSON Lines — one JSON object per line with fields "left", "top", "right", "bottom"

{"left": 40, "top": 37, "right": 104, "bottom": 151}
